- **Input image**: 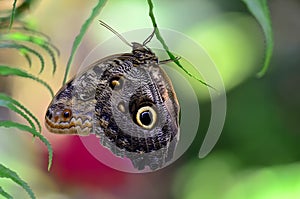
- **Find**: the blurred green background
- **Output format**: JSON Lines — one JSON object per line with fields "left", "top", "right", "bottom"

{"left": 1, "top": 0, "right": 300, "bottom": 198}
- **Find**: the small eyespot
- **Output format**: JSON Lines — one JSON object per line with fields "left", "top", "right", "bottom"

{"left": 109, "top": 76, "right": 123, "bottom": 90}
{"left": 135, "top": 106, "right": 157, "bottom": 129}
{"left": 62, "top": 109, "right": 72, "bottom": 119}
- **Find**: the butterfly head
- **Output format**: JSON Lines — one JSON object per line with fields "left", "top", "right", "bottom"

{"left": 45, "top": 81, "right": 93, "bottom": 135}
{"left": 131, "top": 42, "right": 158, "bottom": 64}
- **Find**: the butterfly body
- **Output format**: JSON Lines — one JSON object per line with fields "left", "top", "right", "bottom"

{"left": 45, "top": 39, "right": 180, "bottom": 170}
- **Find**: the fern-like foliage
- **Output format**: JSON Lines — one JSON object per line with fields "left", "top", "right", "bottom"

{"left": 0, "top": 0, "right": 109, "bottom": 197}
{"left": 0, "top": 1, "right": 56, "bottom": 198}
{"left": 0, "top": 164, "right": 35, "bottom": 199}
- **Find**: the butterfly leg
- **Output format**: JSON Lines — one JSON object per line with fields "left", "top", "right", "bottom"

{"left": 159, "top": 56, "right": 181, "bottom": 65}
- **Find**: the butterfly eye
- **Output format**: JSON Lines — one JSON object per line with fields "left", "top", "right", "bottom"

{"left": 109, "top": 76, "right": 123, "bottom": 90}
{"left": 62, "top": 109, "right": 72, "bottom": 119}
{"left": 136, "top": 106, "right": 157, "bottom": 129}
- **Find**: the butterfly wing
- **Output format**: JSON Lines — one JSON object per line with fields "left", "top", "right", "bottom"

{"left": 46, "top": 52, "right": 180, "bottom": 170}
{"left": 93, "top": 56, "right": 180, "bottom": 170}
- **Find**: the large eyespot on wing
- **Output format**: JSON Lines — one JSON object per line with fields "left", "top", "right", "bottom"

{"left": 134, "top": 105, "right": 157, "bottom": 129}
{"left": 128, "top": 96, "right": 158, "bottom": 129}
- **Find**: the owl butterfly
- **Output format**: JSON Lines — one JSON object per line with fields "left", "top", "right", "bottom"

{"left": 45, "top": 21, "right": 180, "bottom": 171}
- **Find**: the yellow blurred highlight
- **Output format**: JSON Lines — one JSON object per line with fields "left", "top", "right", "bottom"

{"left": 185, "top": 13, "right": 264, "bottom": 95}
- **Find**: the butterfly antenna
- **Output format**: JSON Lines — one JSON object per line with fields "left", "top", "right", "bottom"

{"left": 99, "top": 20, "right": 132, "bottom": 47}
{"left": 143, "top": 27, "right": 156, "bottom": 46}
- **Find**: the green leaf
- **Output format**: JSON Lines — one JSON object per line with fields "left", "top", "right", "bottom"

{"left": 9, "top": 0, "right": 18, "bottom": 30}
{"left": 0, "top": 32, "right": 58, "bottom": 74}
{"left": 0, "top": 28, "right": 60, "bottom": 55}
{"left": 62, "top": 0, "right": 107, "bottom": 85}
{"left": 147, "top": 0, "right": 215, "bottom": 90}
{"left": 0, "top": 42, "right": 45, "bottom": 73}
{"left": 0, "top": 186, "right": 13, "bottom": 199}
{"left": 242, "top": 0, "right": 274, "bottom": 77}
{"left": 0, "top": 65, "right": 54, "bottom": 97}
{"left": 0, "top": 163, "right": 35, "bottom": 199}
{"left": 0, "top": 121, "right": 53, "bottom": 171}
{"left": 0, "top": 0, "right": 36, "bottom": 25}
{"left": 0, "top": 97, "right": 36, "bottom": 131}
{"left": 22, "top": 51, "right": 33, "bottom": 68}
{"left": 0, "top": 93, "right": 41, "bottom": 132}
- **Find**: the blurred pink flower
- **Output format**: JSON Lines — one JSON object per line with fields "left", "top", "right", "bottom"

{"left": 44, "top": 135, "right": 127, "bottom": 191}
